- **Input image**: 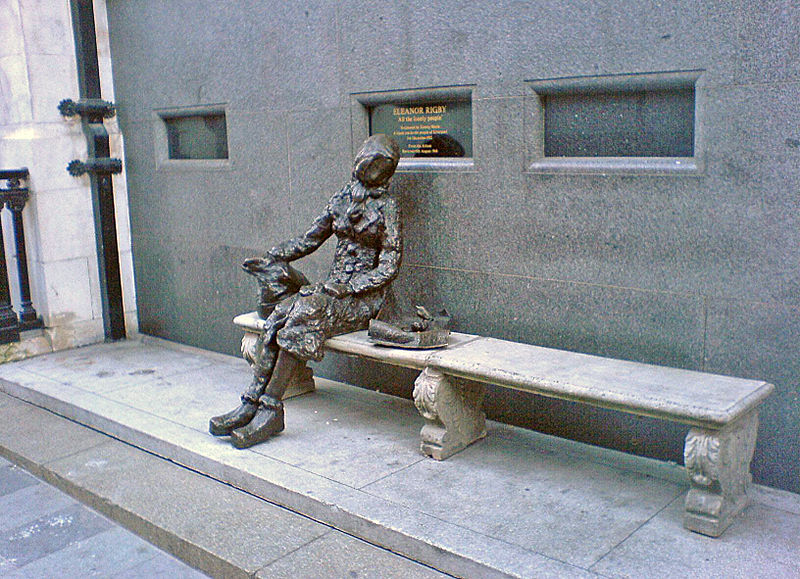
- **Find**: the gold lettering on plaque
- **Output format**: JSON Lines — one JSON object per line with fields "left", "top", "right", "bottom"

{"left": 390, "top": 104, "right": 452, "bottom": 155}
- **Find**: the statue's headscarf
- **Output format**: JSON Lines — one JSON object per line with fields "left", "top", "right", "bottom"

{"left": 352, "top": 134, "right": 400, "bottom": 188}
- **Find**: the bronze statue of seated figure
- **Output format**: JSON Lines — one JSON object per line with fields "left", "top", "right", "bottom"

{"left": 210, "top": 134, "right": 402, "bottom": 448}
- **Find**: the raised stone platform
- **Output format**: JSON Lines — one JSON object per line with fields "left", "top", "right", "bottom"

{"left": 0, "top": 337, "right": 798, "bottom": 578}
{"left": 237, "top": 313, "right": 774, "bottom": 537}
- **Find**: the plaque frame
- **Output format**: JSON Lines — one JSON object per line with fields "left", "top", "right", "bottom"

{"left": 351, "top": 86, "right": 476, "bottom": 173}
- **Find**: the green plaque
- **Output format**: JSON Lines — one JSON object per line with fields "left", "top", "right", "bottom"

{"left": 370, "top": 100, "right": 472, "bottom": 158}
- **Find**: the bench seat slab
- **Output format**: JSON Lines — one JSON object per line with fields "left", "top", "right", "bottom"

{"left": 684, "top": 410, "right": 759, "bottom": 537}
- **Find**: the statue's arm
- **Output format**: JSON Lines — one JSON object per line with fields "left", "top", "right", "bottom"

{"left": 349, "top": 196, "right": 402, "bottom": 295}
{"left": 268, "top": 204, "right": 334, "bottom": 262}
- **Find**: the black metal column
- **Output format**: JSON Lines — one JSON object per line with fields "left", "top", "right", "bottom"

{"left": 8, "top": 199, "right": 39, "bottom": 328}
{"left": 0, "top": 168, "right": 43, "bottom": 343}
{"left": 0, "top": 215, "right": 19, "bottom": 344}
{"left": 69, "top": 0, "right": 126, "bottom": 340}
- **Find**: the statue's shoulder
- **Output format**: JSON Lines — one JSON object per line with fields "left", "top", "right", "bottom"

{"left": 326, "top": 183, "right": 351, "bottom": 209}
{"left": 377, "top": 193, "right": 400, "bottom": 226}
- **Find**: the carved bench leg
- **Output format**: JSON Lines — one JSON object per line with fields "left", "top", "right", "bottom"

{"left": 241, "top": 330, "right": 315, "bottom": 399}
{"left": 683, "top": 411, "right": 759, "bottom": 537}
{"left": 413, "top": 367, "right": 487, "bottom": 460}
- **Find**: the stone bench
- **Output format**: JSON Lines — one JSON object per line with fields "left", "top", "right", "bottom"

{"left": 233, "top": 312, "right": 773, "bottom": 537}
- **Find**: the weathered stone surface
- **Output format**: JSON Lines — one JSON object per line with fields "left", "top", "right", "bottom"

{"left": 428, "top": 336, "right": 773, "bottom": 428}
{"left": 413, "top": 367, "right": 486, "bottom": 460}
{"left": 255, "top": 531, "right": 449, "bottom": 579}
{"left": 684, "top": 411, "right": 759, "bottom": 536}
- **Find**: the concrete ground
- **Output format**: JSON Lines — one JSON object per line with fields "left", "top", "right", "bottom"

{"left": 0, "top": 336, "right": 798, "bottom": 578}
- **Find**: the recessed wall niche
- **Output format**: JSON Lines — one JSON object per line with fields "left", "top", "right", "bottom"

{"left": 154, "top": 105, "right": 231, "bottom": 170}
{"left": 163, "top": 113, "right": 228, "bottom": 160}
{"left": 527, "top": 71, "right": 703, "bottom": 175}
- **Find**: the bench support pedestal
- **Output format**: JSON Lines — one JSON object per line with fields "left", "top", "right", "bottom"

{"left": 413, "top": 367, "right": 487, "bottom": 460}
{"left": 683, "top": 411, "right": 758, "bottom": 537}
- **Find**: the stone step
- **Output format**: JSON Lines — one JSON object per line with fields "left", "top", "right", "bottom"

{"left": 0, "top": 392, "right": 449, "bottom": 579}
{"left": 0, "top": 454, "right": 207, "bottom": 577}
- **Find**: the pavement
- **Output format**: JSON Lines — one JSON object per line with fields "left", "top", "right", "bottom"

{"left": 0, "top": 336, "right": 798, "bottom": 578}
{"left": 0, "top": 455, "right": 207, "bottom": 578}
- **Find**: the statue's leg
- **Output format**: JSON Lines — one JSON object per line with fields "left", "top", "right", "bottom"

{"left": 229, "top": 294, "right": 330, "bottom": 448}
{"left": 209, "top": 311, "right": 284, "bottom": 436}
{"left": 230, "top": 349, "right": 307, "bottom": 448}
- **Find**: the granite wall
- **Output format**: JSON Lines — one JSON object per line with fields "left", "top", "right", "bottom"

{"left": 106, "top": 1, "right": 799, "bottom": 492}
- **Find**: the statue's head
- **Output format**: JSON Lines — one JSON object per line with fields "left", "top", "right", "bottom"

{"left": 353, "top": 134, "right": 400, "bottom": 188}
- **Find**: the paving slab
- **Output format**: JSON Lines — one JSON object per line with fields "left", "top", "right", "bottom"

{"left": 0, "top": 460, "right": 39, "bottom": 497}
{"left": 0, "top": 502, "right": 113, "bottom": 568}
{"left": 255, "top": 531, "right": 449, "bottom": 579}
{"left": 0, "top": 367, "right": 66, "bottom": 396}
{"left": 247, "top": 383, "right": 429, "bottom": 489}
{"left": 115, "top": 548, "right": 215, "bottom": 579}
{"left": 590, "top": 497, "right": 800, "bottom": 578}
{"left": 114, "top": 359, "right": 429, "bottom": 489}
{"left": 0, "top": 475, "right": 75, "bottom": 532}
{"left": 0, "top": 526, "right": 197, "bottom": 579}
{"left": 750, "top": 484, "right": 800, "bottom": 516}
{"left": 363, "top": 428, "right": 685, "bottom": 568}
{"left": 0, "top": 340, "right": 215, "bottom": 394}
{"left": 42, "top": 440, "right": 330, "bottom": 578}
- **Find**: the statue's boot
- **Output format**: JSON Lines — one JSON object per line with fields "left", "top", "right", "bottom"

{"left": 230, "top": 396, "right": 285, "bottom": 449}
{"left": 209, "top": 397, "right": 258, "bottom": 436}
{"left": 230, "top": 350, "right": 305, "bottom": 449}
{"left": 209, "top": 345, "right": 277, "bottom": 436}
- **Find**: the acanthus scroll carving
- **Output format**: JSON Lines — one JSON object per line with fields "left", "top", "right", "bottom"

{"left": 412, "top": 366, "right": 486, "bottom": 460}
{"left": 685, "top": 430, "right": 722, "bottom": 489}
{"left": 413, "top": 367, "right": 441, "bottom": 421}
{"left": 241, "top": 331, "right": 259, "bottom": 367}
{"left": 683, "top": 411, "right": 759, "bottom": 536}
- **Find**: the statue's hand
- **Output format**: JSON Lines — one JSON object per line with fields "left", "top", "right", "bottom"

{"left": 322, "top": 281, "right": 351, "bottom": 298}
{"left": 242, "top": 254, "right": 283, "bottom": 273}
{"left": 298, "top": 283, "right": 322, "bottom": 297}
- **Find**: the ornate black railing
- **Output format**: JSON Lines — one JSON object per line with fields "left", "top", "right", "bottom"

{"left": 0, "top": 168, "right": 43, "bottom": 344}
